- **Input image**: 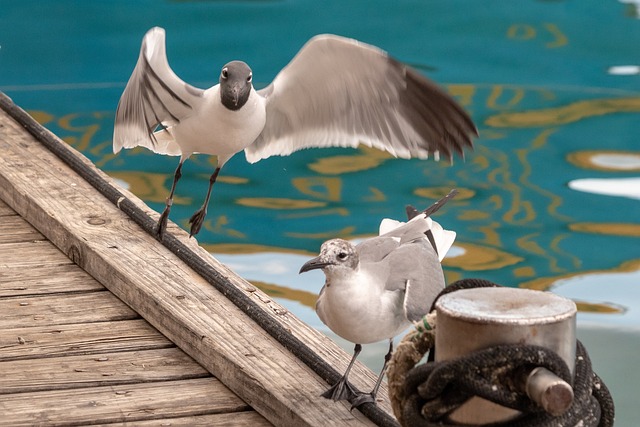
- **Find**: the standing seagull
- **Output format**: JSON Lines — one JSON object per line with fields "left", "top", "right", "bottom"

{"left": 113, "top": 27, "right": 476, "bottom": 239}
{"left": 299, "top": 192, "right": 456, "bottom": 407}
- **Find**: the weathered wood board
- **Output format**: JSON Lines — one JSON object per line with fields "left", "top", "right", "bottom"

{"left": 0, "top": 205, "right": 272, "bottom": 427}
{"left": 0, "top": 291, "right": 139, "bottom": 329}
{"left": 0, "top": 378, "right": 252, "bottom": 426}
{"left": 0, "top": 215, "right": 44, "bottom": 243}
{"left": 0, "top": 319, "right": 173, "bottom": 362}
{"left": 93, "top": 411, "right": 272, "bottom": 427}
{"left": 0, "top": 348, "right": 210, "bottom": 394}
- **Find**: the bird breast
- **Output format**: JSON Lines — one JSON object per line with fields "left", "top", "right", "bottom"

{"left": 172, "top": 86, "right": 266, "bottom": 161}
{"left": 316, "top": 269, "right": 409, "bottom": 344}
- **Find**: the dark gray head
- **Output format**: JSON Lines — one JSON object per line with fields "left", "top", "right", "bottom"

{"left": 219, "top": 60, "right": 253, "bottom": 111}
{"left": 299, "top": 239, "right": 359, "bottom": 274}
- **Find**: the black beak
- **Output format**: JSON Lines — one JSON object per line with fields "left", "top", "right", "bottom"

{"left": 299, "top": 256, "right": 331, "bottom": 274}
{"left": 231, "top": 86, "right": 240, "bottom": 106}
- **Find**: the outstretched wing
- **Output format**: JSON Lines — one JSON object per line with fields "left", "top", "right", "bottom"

{"left": 245, "top": 34, "right": 476, "bottom": 163}
{"left": 113, "top": 27, "right": 205, "bottom": 155}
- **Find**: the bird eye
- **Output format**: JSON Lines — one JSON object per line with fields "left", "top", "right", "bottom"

{"left": 221, "top": 68, "right": 228, "bottom": 79}
{"left": 247, "top": 73, "right": 252, "bottom": 83}
{"left": 337, "top": 252, "right": 348, "bottom": 260}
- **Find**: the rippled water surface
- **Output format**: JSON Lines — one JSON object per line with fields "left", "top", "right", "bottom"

{"left": 1, "top": 1, "right": 638, "bottom": 424}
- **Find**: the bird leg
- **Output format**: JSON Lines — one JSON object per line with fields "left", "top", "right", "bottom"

{"left": 155, "top": 160, "right": 184, "bottom": 240}
{"left": 322, "top": 343, "right": 362, "bottom": 402}
{"left": 189, "top": 166, "right": 221, "bottom": 237}
{"left": 350, "top": 340, "right": 394, "bottom": 409}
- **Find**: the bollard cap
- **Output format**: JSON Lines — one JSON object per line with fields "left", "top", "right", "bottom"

{"left": 436, "top": 287, "right": 577, "bottom": 326}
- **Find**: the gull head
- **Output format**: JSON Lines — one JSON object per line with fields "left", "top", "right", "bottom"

{"left": 219, "top": 60, "right": 253, "bottom": 111}
{"left": 299, "top": 239, "right": 359, "bottom": 274}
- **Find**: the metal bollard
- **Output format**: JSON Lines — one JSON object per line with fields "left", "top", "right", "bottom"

{"left": 435, "top": 287, "right": 577, "bottom": 424}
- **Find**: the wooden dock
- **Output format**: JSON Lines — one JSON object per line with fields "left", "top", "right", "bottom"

{"left": 0, "top": 94, "right": 396, "bottom": 426}
{"left": 0, "top": 195, "right": 270, "bottom": 426}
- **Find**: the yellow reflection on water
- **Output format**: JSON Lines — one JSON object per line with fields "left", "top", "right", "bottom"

{"left": 414, "top": 186, "right": 475, "bottom": 201}
{"left": 286, "top": 226, "right": 357, "bottom": 240}
{"left": 444, "top": 242, "right": 523, "bottom": 271}
{"left": 486, "top": 97, "right": 640, "bottom": 128}
{"left": 236, "top": 197, "right": 327, "bottom": 209}
{"left": 569, "top": 222, "right": 640, "bottom": 237}
{"left": 109, "top": 171, "right": 191, "bottom": 204}
{"left": 251, "top": 280, "right": 317, "bottom": 309}
{"left": 567, "top": 150, "right": 640, "bottom": 172}
{"left": 29, "top": 110, "right": 54, "bottom": 125}
{"left": 292, "top": 177, "right": 341, "bottom": 201}
{"left": 574, "top": 301, "right": 624, "bottom": 314}
{"left": 307, "top": 146, "right": 392, "bottom": 175}
{"left": 520, "top": 259, "right": 640, "bottom": 291}
{"left": 205, "top": 243, "right": 315, "bottom": 256}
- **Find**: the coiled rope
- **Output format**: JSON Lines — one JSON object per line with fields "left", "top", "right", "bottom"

{"left": 387, "top": 279, "right": 615, "bottom": 427}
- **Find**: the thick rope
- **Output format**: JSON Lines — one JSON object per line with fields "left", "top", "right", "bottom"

{"left": 387, "top": 279, "right": 615, "bottom": 427}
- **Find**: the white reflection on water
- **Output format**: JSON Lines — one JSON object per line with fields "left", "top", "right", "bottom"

{"left": 608, "top": 65, "right": 640, "bottom": 75}
{"left": 568, "top": 177, "right": 640, "bottom": 200}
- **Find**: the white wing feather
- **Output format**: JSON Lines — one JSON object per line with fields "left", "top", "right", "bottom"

{"left": 113, "top": 27, "right": 205, "bottom": 155}
{"left": 379, "top": 217, "right": 455, "bottom": 262}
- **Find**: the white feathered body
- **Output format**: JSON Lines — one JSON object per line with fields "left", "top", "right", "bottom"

{"left": 156, "top": 86, "right": 266, "bottom": 165}
{"left": 315, "top": 214, "right": 454, "bottom": 345}
{"left": 316, "top": 265, "right": 409, "bottom": 344}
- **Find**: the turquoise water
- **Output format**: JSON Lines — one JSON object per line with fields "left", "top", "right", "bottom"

{"left": 2, "top": 1, "right": 639, "bottom": 424}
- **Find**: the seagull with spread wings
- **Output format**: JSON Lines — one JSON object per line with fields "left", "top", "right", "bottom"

{"left": 113, "top": 27, "right": 477, "bottom": 239}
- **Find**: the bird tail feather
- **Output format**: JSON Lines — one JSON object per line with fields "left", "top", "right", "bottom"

{"left": 379, "top": 216, "right": 455, "bottom": 261}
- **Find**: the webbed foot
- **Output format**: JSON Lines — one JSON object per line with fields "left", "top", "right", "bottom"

{"left": 188, "top": 207, "right": 207, "bottom": 237}
{"left": 350, "top": 392, "right": 376, "bottom": 410}
{"left": 321, "top": 377, "right": 358, "bottom": 402}
{"left": 155, "top": 208, "right": 170, "bottom": 240}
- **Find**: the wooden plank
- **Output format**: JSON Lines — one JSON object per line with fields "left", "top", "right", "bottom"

{"left": 0, "top": 319, "right": 172, "bottom": 362}
{"left": 0, "top": 291, "right": 138, "bottom": 329}
{"left": 0, "top": 378, "right": 250, "bottom": 427}
{"left": 0, "top": 104, "right": 387, "bottom": 425}
{"left": 96, "top": 411, "right": 271, "bottom": 426}
{"left": 0, "top": 198, "right": 13, "bottom": 216}
{"left": 0, "top": 347, "right": 210, "bottom": 394}
{"left": 0, "top": 262, "right": 103, "bottom": 297}
{"left": 0, "top": 241, "right": 73, "bottom": 268}
{"left": 0, "top": 215, "right": 44, "bottom": 243}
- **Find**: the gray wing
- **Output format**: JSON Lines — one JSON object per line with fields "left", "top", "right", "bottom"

{"left": 356, "top": 236, "right": 400, "bottom": 263}
{"left": 113, "top": 27, "right": 205, "bottom": 155}
{"left": 388, "top": 240, "right": 445, "bottom": 322}
{"left": 245, "top": 34, "right": 477, "bottom": 164}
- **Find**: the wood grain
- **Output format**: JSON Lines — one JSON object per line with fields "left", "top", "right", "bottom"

{"left": 0, "top": 199, "right": 13, "bottom": 216}
{"left": 0, "top": 319, "right": 173, "bottom": 362}
{"left": 0, "top": 215, "right": 44, "bottom": 243}
{"left": 94, "top": 411, "right": 272, "bottom": 427}
{"left": 0, "top": 378, "right": 250, "bottom": 427}
{"left": 0, "top": 241, "right": 74, "bottom": 268}
{"left": 0, "top": 348, "right": 210, "bottom": 394}
{"left": 0, "top": 262, "right": 103, "bottom": 297}
{"left": 0, "top": 292, "right": 138, "bottom": 329}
